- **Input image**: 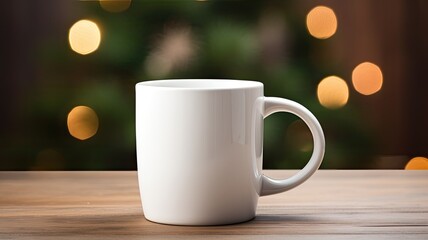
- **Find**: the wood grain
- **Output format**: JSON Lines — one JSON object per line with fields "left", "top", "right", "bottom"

{"left": 0, "top": 170, "right": 427, "bottom": 239}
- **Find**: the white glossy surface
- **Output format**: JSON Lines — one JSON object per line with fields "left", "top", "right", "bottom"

{"left": 136, "top": 79, "right": 325, "bottom": 225}
{"left": 260, "top": 97, "right": 325, "bottom": 196}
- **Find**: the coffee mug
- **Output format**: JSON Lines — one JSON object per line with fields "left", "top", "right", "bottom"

{"left": 136, "top": 79, "right": 325, "bottom": 225}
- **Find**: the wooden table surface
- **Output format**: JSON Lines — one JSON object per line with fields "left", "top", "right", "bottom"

{"left": 1, "top": 170, "right": 427, "bottom": 239}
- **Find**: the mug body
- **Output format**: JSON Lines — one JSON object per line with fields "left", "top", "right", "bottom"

{"left": 136, "top": 79, "right": 264, "bottom": 225}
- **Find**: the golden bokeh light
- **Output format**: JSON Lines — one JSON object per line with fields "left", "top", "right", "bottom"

{"left": 286, "top": 120, "right": 313, "bottom": 152}
{"left": 67, "top": 106, "right": 99, "bottom": 140}
{"left": 352, "top": 62, "right": 383, "bottom": 95}
{"left": 317, "top": 76, "right": 349, "bottom": 109}
{"left": 68, "top": 19, "right": 101, "bottom": 55}
{"left": 99, "top": 0, "right": 131, "bottom": 13}
{"left": 145, "top": 25, "right": 195, "bottom": 78}
{"left": 306, "top": 6, "right": 337, "bottom": 39}
{"left": 33, "top": 149, "right": 65, "bottom": 170}
{"left": 405, "top": 157, "right": 428, "bottom": 170}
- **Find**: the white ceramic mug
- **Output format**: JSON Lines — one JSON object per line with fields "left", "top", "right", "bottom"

{"left": 136, "top": 79, "right": 325, "bottom": 225}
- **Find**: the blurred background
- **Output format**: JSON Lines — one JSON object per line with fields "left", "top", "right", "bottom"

{"left": 1, "top": 0, "right": 427, "bottom": 170}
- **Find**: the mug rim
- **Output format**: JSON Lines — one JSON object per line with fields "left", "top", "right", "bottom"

{"left": 136, "top": 79, "right": 263, "bottom": 90}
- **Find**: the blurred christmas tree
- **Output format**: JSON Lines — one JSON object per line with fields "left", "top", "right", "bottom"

{"left": 15, "top": 0, "right": 374, "bottom": 170}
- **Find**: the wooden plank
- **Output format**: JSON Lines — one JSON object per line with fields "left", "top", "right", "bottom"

{"left": 0, "top": 170, "right": 427, "bottom": 239}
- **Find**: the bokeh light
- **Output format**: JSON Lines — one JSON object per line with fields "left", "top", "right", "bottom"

{"left": 286, "top": 120, "right": 313, "bottom": 152}
{"left": 33, "top": 149, "right": 65, "bottom": 170}
{"left": 99, "top": 0, "right": 131, "bottom": 13}
{"left": 317, "top": 76, "right": 349, "bottom": 109}
{"left": 67, "top": 106, "right": 99, "bottom": 140}
{"left": 68, "top": 19, "right": 101, "bottom": 55}
{"left": 306, "top": 6, "right": 337, "bottom": 39}
{"left": 145, "top": 25, "right": 196, "bottom": 78}
{"left": 405, "top": 157, "right": 428, "bottom": 170}
{"left": 352, "top": 62, "right": 383, "bottom": 95}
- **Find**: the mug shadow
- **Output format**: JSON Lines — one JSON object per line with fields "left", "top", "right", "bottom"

{"left": 252, "top": 214, "right": 317, "bottom": 224}
{"left": 161, "top": 214, "right": 321, "bottom": 235}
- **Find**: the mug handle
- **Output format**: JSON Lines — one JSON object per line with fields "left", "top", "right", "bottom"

{"left": 259, "top": 97, "right": 325, "bottom": 196}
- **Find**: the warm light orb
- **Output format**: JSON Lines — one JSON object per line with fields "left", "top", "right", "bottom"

{"left": 306, "top": 6, "right": 337, "bottom": 39}
{"left": 286, "top": 120, "right": 313, "bottom": 152}
{"left": 145, "top": 26, "right": 195, "bottom": 78}
{"left": 352, "top": 62, "right": 383, "bottom": 95}
{"left": 317, "top": 76, "right": 349, "bottom": 109}
{"left": 99, "top": 0, "right": 131, "bottom": 13}
{"left": 67, "top": 106, "right": 99, "bottom": 140}
{"left": 68, "top": 20, "right": 101, "bottom": 55}
{"left": 33, "top": 149, "right": 64, "bottom": 170}
{"left": 405, "top": 157, "right": 428, "bottom": 170}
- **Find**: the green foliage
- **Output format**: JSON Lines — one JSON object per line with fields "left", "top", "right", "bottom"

{"left": 5, "top": 0, "right": 374, "bottom": 170}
